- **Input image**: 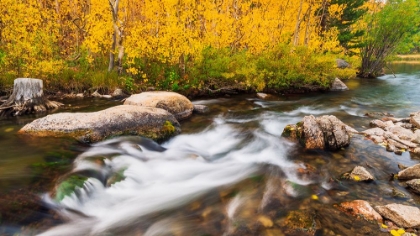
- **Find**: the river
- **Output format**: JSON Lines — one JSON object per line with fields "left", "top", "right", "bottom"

{"left": 1, "top": 63, "right": 420, "bottom": 235}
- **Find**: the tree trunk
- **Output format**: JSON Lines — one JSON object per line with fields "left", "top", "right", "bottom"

{"left": 0, "top": 78, "right": 63, "bottom": 117}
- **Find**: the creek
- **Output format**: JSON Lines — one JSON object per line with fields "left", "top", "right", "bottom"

{"left": 1, "top": 63, "right": 420, "bottom": 235}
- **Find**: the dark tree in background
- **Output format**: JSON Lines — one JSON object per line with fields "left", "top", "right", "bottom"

{"left": 317, "top": 0, "right": 368, "bottom": 55}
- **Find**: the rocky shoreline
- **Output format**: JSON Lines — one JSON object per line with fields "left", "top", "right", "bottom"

{"left": 281, "top": 112, "right": 420, "bottom": 235}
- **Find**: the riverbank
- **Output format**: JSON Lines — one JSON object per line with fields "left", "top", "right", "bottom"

{"left": 1, "top": 67, "right": 420, "bottom": 235}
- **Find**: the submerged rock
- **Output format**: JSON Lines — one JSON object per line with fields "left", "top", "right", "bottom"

{"left": 277, "top": 210, "right": 319, "bottom": 235}
{"left": 398, "top": 164, "right": 420, "bottom": 180}
{"left": 19, "top": 105, "right": 180, "bottom": 142}
{"left": 330, "top": 78, "right": 349, "bottom": 91}
{"left": 124, "top": 91, "right": 194, "bottom": 120}
{"left": 375, "top": 204, "right": 420, "bottom": 228}
{"left": 282, "top": 115, "right": 356, "bottom": 151}
{"left": 193, "top": 104, "right": 209, "bottom": 114}
{"left": 337, "top": 200, "right": 382, "bottom": 222}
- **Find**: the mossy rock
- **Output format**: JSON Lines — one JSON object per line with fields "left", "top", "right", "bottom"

{"left": 54, "top": 175, "right": 88, "bottom": 201}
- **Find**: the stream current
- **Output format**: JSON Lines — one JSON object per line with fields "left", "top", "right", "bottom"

{"left": 1, "top": 63, "right": 420, "bottom": 235}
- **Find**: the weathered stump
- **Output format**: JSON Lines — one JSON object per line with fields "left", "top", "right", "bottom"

{"left": 0, "top": 78, "right": 62, "bottom": 117}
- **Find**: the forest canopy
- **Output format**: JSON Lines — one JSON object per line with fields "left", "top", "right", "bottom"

{"left": 0, "top": 0, "right": 418, "bottom": 94}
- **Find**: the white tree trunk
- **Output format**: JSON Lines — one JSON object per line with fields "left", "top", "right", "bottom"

{"left": 0, "top": 78, "right": 63, "bottom": 116}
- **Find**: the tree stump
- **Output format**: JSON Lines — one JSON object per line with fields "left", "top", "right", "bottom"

{"left": 0, "top": 78, "right": 63, "bottom": 117}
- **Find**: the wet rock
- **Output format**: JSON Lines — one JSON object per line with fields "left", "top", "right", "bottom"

{"left": 282, "top": 115, "right": 355, "bottom": 151}
{"left": 193, "top": 104, "right": 209, "bottom": 114}
{"left": 337, "top": 200, "right": 382, "bottom": 222}
{"left": 124, "top": 91, "right": 194, "bottom": 120}
{"left": 375, "top": 204, "right": 420, "bottom": 228}
{"left": 349, "top": 166, "right": 374, "bottom": 181}
{"left": 406, "top": 179, "right": 420, "bottom": 194}
{"left": 18, "top": 105, "right": 180, "bottom": 142}
{"left": 391, "top": 188, "right": 407, "bottom": 198}
{"left": 330, "top": 78, "right": 349, "bottom": 91}
{"left": 410, "top": 112, "right": 420, "bottom": 129}
{"left": 398, "top": 164, "right": 420, "bottom": 180}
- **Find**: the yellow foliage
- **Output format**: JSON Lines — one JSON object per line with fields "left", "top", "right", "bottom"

{"left": 352, "top": 175, "right": 361, "bottom": 181}
{"left": 390, "top": 228, "right": 406, "bottom": 236}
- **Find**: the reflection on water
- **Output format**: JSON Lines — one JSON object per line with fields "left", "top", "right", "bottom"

{"left": 1, "top": 67, "right": 420, "bottom": 235}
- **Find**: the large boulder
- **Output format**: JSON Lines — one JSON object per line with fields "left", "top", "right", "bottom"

{"left": 124, "top": 91, "right": 194, "bottom": 120}
{"left": 375, "top": 204, "right": 420, "bottom": 228}
{"left": 18, "top": 105, "right": 180, "bottom": 142}
{"left": 330, "top": 78, "right": 349, "bottom": 91}
{"left": 282, "top": 115, "right": 356, "bottom": 151}
{"left": 398, "top": 164, "right": 420, "bottom": 180}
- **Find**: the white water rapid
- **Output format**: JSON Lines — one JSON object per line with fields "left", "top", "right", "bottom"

{"left": 39, "top": 109, "right": 324, "bottom": 236}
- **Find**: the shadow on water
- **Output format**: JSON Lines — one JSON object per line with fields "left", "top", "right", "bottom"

{"left": 1, "top": 66, "right": 420, "bottom": 235}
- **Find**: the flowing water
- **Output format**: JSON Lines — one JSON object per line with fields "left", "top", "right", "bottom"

{"left": 1, "top": 64, "right": 420, "bottom": 235}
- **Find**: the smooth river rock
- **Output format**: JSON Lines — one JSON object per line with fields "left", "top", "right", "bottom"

{"left": 124, "top": 91, "right": 194, "bottom": 120}
{"left": 375, "top": 204, "right": 420, "bottom": 228}
{"left": 18, "top": 105, "right": 180, "bottom": 142}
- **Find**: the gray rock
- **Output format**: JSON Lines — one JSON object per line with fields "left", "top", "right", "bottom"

{"left": 124, "top": 91, "right": 194, "bottom": 120}
{"left": 330, "top": 78, "right": 349, "bottom": 91}
{"left": 398, "top": 163, "right": 420, "bottom": 180}
{"left": 18, "top": 105, "right": 180, "bottom": 142}
{"left": 350, "top": 166, "right": 374, "bottom": 181}
{"left": 193, "top": 104, "right": 209, "bottom": 114}
{"left": 375, "top": 204, "right": 420, "bottom": 228}
{"left": 406, "top": 179, "right": 420, "bottom": 194}
{"left": 410, "top": 111, "right": 420, "bottom": 128}
{"left": 336, "top": 59, "right": 350, "bottom": 69}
